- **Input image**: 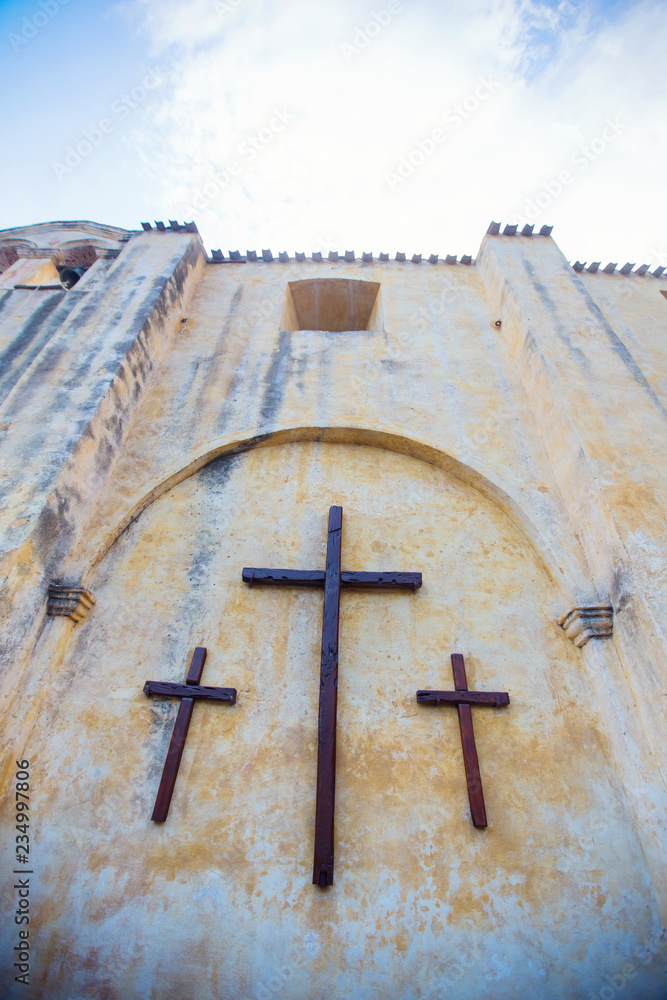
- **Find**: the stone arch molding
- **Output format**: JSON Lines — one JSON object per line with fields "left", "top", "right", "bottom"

{"left": 78, "top": 424, "right": 578, "bottom": 595}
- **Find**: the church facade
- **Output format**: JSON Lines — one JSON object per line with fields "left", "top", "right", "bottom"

{"left": 0, "top": 219, "right": 666, "bottom": 998}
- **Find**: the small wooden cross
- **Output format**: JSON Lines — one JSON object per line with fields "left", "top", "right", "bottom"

{"left": 243, "top": 505, "right": 421, "bottom": 886}
{"left": 417, "top": 653, "right": 509, "bottom": 828}
{"left": 144, "top": 646, "right": 237, "bottom": 822}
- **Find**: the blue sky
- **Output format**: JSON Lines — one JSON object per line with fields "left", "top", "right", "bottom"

{"left": 1, "top": 0, "right": 665, "bottom": 265}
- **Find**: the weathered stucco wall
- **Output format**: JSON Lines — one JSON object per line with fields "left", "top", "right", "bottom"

{"left": 0, "top": 222, "right": 666, "bottom": 999}
{"left": 0, "top": 226, "right": 207, "bottom": 774}
{"left": 9, "top": 441, "right": 666, "bottom": 998}
{"left": 66, "top": 254, "right": 590, "bottom": 590}
{"left": 477, "top": 235, "right": 667, "bottom": 914}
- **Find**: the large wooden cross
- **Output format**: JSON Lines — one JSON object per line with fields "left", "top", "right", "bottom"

{"left": 144, "top": 646, "right": 237, "bottom": 822}
{"left": 417, "top": 653, "right": 509, "bottom": 827}
{"left": 243, "top": 505, "right": 422, "bottom": 886}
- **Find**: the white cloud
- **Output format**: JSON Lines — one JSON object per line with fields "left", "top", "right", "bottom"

{"left": 115, "top": 0, "right": 666, "bottom": 264}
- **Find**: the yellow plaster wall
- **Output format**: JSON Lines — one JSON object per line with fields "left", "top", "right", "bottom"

{"left": 477, "top": 237, "right": 667, "bottom": 915}
{"left": 17, "top": 441, "right": 664, "bottom": 999}
{"left": 1, "top": 225, "right": 666, "bottom": 999}
{"left": 580, "top": 272, "right": 667, "bottom": 406}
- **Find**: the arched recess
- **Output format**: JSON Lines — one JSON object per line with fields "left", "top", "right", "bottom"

{"left": 0, "top": 240, "right": 38, "bottom": 276}
{"left": 30, "top": 432, "right": 659, "bottom": 998}
{"left": 77, "top": 424, "right": 581, "bottom": 597}
{"left": 56, "top": 237, "right": 122, "bottom": 263}
{"left": 0, "top": 245, "right": 21, "bottom": 273}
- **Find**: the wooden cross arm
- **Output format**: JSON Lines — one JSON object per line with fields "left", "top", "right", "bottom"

{"left": 144, "top": 681, "right": 237, "bottom": 703}
{"left": 243, "top": 568, "right": 422, "bottom": 590}
{"left": 341, "top": 571, "right": 422, "bottom": 590}
{"left": 416, "top": 690, "right": 510, "bottom": 707}
{"left": 243, "top": 568, "right": 324, "bottom": 586}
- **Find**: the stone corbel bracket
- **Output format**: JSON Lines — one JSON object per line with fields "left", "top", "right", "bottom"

{"left": 47, "top": 585, "right": 96, "bottom": 625}
{"left": 558, "top": 604, "right": 613, "bottom": 647}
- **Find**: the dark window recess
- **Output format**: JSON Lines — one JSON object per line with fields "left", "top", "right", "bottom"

{"left": 57, "top": 246, "right": 99, "bottom": 289}
{"left": 286, "top": 278, "right": 381, "bottom": 331}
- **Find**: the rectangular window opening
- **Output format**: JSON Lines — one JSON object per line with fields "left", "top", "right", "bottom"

{"left": 284, "top": 278, "right": 382, "bottom": 332}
